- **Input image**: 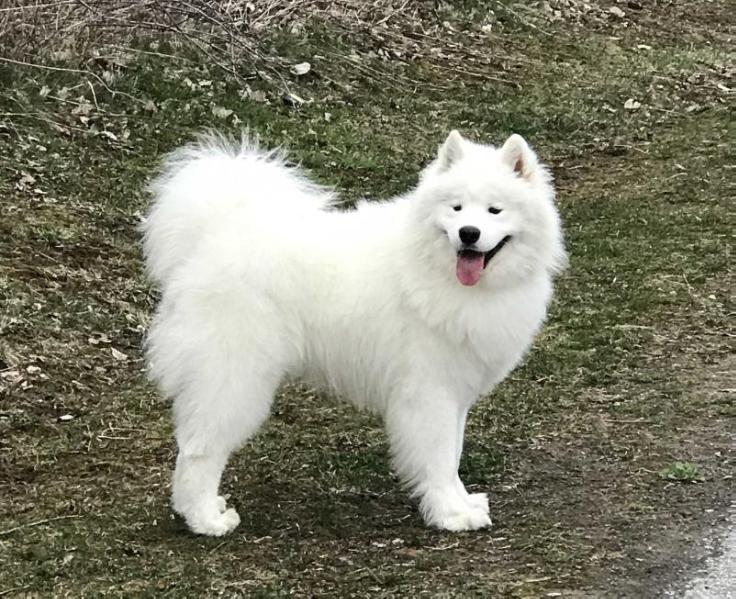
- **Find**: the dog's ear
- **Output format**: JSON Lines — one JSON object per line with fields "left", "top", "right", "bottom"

{"left": 500, "top": 134, "right": 538, "bottom": 180}
{"left": 437, "top": 130, "right": 465, "bottom": 172}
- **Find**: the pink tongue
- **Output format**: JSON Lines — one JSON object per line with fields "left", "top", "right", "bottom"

{"left": 456, "top": 253, "right": 485, "bottom": 286}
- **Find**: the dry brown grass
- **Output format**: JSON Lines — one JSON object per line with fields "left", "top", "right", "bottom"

{"left": 0, "top": 0, "right": 418, "bottom": 78}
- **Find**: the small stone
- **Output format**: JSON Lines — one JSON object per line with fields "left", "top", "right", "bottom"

{"left": 609, "top": 6, "right": 626, "bottom": 18}
{"left": 282, "top": 92, "right": 305, "bottom": 107}
{"left": 290, "top": 62, "right": 311, "bottom": 76}
{"left": 111, "top": 347, "right": 128, "bottom": 361}
{"left": 211, "top": 105, "right": 233, "bottom": 119}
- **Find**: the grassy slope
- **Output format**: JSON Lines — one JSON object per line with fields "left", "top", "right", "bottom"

{"left": 1, "top": 3, "right": 733, "bottom": 597}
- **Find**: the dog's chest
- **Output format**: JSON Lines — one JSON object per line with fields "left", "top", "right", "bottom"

{"left": 453, "top": 282, "right": 551, "bottom": 389}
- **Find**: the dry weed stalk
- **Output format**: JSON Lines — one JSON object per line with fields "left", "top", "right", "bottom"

{"left": 1, "top": 1, "right": 421, "bottom": 84}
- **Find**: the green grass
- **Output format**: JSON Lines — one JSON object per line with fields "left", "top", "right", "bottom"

{"left": 659, "top": 462, "right": 702, "bottom": 483}
{"left": 1, "top": 2, "right": 734, "bottom": 597}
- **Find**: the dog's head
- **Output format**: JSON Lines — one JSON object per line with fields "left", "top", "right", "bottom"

{"left": 413, "top": 131, "right": 566, "bottom": 287}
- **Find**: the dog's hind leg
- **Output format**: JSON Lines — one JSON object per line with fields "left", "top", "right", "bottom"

{"left": 386, "top": 389, "right": 491, "bottom": 532}
{"left": 170, "top": 356, "right": 281, "bottom": 536}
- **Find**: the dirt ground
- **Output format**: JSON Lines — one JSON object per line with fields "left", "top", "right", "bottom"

{"left": 1, "top": 1, "right": 733, "bottom": 597}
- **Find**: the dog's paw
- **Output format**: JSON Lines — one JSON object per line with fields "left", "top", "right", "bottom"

{"left": 421, "top": 489, "right": 492, "bottom": 532}
{"left": 434, "top": 507, "right": 491, "bottom": 532}
{"left": 176, "top": 495, "right": 241, "bottom": 536}
{"left": 466, "top": 492, "right": 489, "bottom": 514}
{"left": 187, "top": 507, "right": 241, "bottom": 537}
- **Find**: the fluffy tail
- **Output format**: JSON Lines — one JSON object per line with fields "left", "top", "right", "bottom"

{"left": 142, "top": 133, "right": 335, "bottom": 286}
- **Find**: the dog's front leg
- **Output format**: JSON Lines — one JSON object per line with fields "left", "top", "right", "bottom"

{"left": 385, "top": 391, "right": 491, "bottom": 531}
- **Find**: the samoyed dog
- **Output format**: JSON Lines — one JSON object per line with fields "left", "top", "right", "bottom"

{"left": 143, "top": 130, "right": 566, "bottom": 536}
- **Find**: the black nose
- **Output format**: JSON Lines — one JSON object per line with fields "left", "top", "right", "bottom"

{"left": 459, "top": 226, "right": 481, "bottom": 245}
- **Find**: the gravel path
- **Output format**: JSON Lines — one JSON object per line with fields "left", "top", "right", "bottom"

{"left": 677, "top": 509, "right": 736, "bottom": 599}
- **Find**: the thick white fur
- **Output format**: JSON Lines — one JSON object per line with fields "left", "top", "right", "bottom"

{"left": 143, "top": 131, "right": 566, "bottom": 536}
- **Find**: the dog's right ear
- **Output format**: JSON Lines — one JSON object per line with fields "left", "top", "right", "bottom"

{"left": 499, "top": 134, "right": 539, "bottom": 181}
{"left": 436, "top": 130, "right": 464, "bottom": 172}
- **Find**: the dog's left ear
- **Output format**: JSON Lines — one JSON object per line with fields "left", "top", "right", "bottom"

{"left": 500, "top": 134, "right": 538, "bottom": 180}
{"left": 436, "top": 130, "right": 465, "bottom": 172}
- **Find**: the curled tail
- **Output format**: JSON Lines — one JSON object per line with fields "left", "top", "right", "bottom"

{"left": 142, "top": 133, "right": 335, "bottom": 286}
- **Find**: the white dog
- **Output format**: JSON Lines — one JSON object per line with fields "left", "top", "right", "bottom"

{"left": 143, "top": 130, "right": 566, "bottom": 536}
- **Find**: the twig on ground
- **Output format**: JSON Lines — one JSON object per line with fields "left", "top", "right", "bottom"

{"left": 0, "top": 514, "right": 82, "bottom": 537}
{"left": 0, "top": 56, "right": 143, "bottom": 104}
{"left": 0, "top": 586, "right": 31, "bottom": 597}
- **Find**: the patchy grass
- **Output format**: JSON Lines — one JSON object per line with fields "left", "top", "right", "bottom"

{"left": 659, "top": 462, "right": 702, "bottom": 483}
{"left": 1, "top": 2, "right": 734, "bottom": 597}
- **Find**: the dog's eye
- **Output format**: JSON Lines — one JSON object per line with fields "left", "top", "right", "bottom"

{"left": 488, "top": 207, "right": 502, "bottom": 215}
{"left": 452, "top": 205, "right": 462, "bottom": 212}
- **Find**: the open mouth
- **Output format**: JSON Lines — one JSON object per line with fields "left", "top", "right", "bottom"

{"left": 456, "top": 235, "right": 512, "bottom": 286}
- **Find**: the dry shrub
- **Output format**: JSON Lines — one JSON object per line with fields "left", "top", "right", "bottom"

{"left": 0, "top": 1, "right": 420, "bottom": 74}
